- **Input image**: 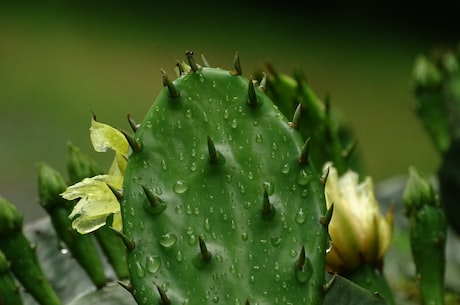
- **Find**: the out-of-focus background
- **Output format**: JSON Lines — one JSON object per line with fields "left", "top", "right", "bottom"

{"left": 1, "top": 1, "right": 459, "bottom": 222}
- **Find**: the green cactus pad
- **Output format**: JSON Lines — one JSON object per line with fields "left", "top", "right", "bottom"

{"left": 120, "top": 53, "right": 329, "bottom": 305}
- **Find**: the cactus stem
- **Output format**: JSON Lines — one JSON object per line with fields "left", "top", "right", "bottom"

{"left": 230, "top": 51, "right": 242, "bottom": 76}
{"left": 156, "top": 285, "right": 171, "bottom": 305}
{"left": 106, "top": 183, "right": 123, "bottom": 201}
{"left": 201, "top": 54, "right": 210, "bottom": 67}
{"left": 289, "top": 103, "right": 303, "bottom": 129}
{"left": 247, "top": 77, "right": 259, "bottom": 107}
{"left": 109, "top": 227, "right": 135, "bottom": 251}
{"left": 207, "top": 135, "right": 224, "bottom": 164}
{"left": 161, "top": 69, "right": 180, "bottom": 99}
{"left": 118, "top": 280, "right": 133, "bottom": 293}
{"left": 186, "top": 50, "right": 199, "bottom": 73}
{"left": 295, "top": 245, "right": 306, "bottom": 270}
{"left": 298, "top": 138, "right": 311, "bottom": 165}
{"left": 261, "top": 188, "right": 275, "bottom": 220}
{"left": 141, "top": 185, "right": 167, "bottom": 215}
{"left": 127, "top": 112, "right": 140, "bottom": 132}
{"left": 323, "top": 273, "right": 337, "bottom": 292}
{"left": 320, "top": 204, "right": 334, "bottom": 228}
{"left": 198, "top": 235, "right": 212, "bottom": 262}
{"left": 120, "top": 129, "right": 143, "bottom": 153}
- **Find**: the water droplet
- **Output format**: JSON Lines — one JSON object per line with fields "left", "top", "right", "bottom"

{"left": 185, "top": 109, "right": 192, "bottom": 118}
{"left": 223, "top": 109, "right": 229, "bottom": 119}
{"left": 175, "top": 204, "right": 183, "bottom": 214}
{"left": 203, "top": 112, "right": 209, "bottom": 122}
{"left": 58, "top": 241, "right": 69, "bottom": 254}
{"left": 146, "top": 255, "right": 161, "bottom": 274}
{"left": 134, "top": 261, "right": 146, "bottom": 278}
{"left": 231, "top": 119, "right": 238, "bottom": 128}
{"left": 270, "top": 237, "right": 282, "bottom": 247}
{"left": 296, "top": 168, "right": 311, "bottom": 186}
{"left": 281, "top": 163, "right": 290, "bottom": 174}
{"left": 173, "top": 180, "right": 189, "bottom": 193}
{"left": 241, "top": 232, "right": 248, "bottom": 241}
{"left": 229, "top": 265, "right": 236, "bottom": 274}
{"left": 295, "top": 258, "right": 313, "bottom": 284}
{"left": 272, "top": 142, "right": 278, "bottom": 150}
{"left": 247, "top": 171, "right": 254, "bottom": 180}
{"left": 204, "top": 218, "right": 211, "bottom": 231}
{"left": 188, "top": 234, "right": 197, "bottom": 245}
{"left": 142, "top": 160, "right": 150, "bottom": 168}
{"left": 295, "top": 208, "right": 306, "bottom": 224}
{"left": 190, "top": 162, "right": 197, "bottom": 172}
{"left": 263, "top": 181, "right": 275, "bottom": 195}
{"left": 176, "top": 250, "right": 184, "bottom": 262}
{"left": 155, "top": 187, "right": 163, "bottom": 195}
{"left": 161, "top": 159, "right": 167, "bottom": 170}
{"left": 160, "top": 233, "right": 177, "bottom": 248}
{"left": 250, "top": 275, "right": 255, "bottom": 283}
{"left": 226, "top": 175, "right": 233, "bottom": 183}
{"left": 290, "top": 249, "right": 298, "bottom": 257}
{"left": 213, "top": 296, "right": 219, "bottom": 303}
{"left": 255, "top": 134, "right": 263, "bottom": 143}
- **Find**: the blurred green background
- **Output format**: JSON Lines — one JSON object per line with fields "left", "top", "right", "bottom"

{"left": 1, "top": 1, "right": 458, "bottom": 222}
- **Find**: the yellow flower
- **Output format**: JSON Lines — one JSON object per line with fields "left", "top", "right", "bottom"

{"left": 61, "top": 117, "right": 129, "bottom": 234}
{"left": 323, "top": 162, "right": 394, "bottom": 274}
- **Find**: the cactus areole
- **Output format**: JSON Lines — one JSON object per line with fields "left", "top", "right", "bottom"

{"left": 120, "top": 52, "right": 329, "bottom": 305}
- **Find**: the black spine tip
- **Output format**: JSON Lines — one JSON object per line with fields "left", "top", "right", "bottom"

{"left": 230, "top": 51, "right": 242, "bottom": 76}
{"left": 127, "top": 112, "right": 139, "bottom": 132}
{"left": 296, "top": 245, "right": 306, "bottom": 270}
{"left": 109, "top": 227, "right": 136, "bottom": 251}
{"left": 320, "top": 204, "right": 334, "bottom": 228}
{"left": 186, "top": 50, "right": 200, "bottom": 72}
{"left": 161, "top": 69, "right": 180, "bottom": 98}
{"left": 106, "top": 183, "right": 123, "bottom": 201}
{"left": 289, "top": 103, "right": 303, "bottom": 130}
{"left": 247, "top": 77, "right": 259, "bottom": 107}
{"left": 157, "top": 285, "right": 171, "bottom": 305}
{"left": 298, "top": 138, "right": 311, "bottom": 165}
{"left": 261, "top": 188, "right": 275, "bottom": 220}
{"left": 120, "top": 129, "right": 143, "bottom": 153}
{"left": 198, "top": 235, "right": 212, "bottom": 262}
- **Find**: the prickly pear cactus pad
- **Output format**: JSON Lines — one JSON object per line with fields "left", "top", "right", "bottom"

{"left": 119, "top": 53, "right": 329, "bottom": 305}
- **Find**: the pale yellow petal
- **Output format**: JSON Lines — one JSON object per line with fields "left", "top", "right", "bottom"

{"left": 90, "top": 117, "right": 129, "bottom": 157}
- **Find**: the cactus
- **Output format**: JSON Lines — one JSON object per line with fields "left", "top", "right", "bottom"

{"left": 412, "top": 47, "right": 460, "bottom": 235}
{"left": 0, "top": 195, "right": 62, "bottom": 305}
{"left": 0, "top": 249, "right": 23, "bottom": 305}
{"left": 403, "top": 166, "right": 447, "bottom": 305}
{"left": 114, "top": 52, "right": 330, "bottom": 305}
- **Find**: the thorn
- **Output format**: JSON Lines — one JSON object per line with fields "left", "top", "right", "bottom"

{"left": 320, "top": 204, "right": 334, "bottom": 228}
{"left": 186, "top": 50, "right": 199, "bottom": 72}
{"left": 201, "top": 54, "right": 210, "bottom": 67}
{"left": 109, "top": 227, "right": 135, "bottom": 251}
{"left": 198, "top": 235, "right": 212, "bottom": 262}
{"left": 207, "top": 135, "right": 224, "bottom": 164}
{"left": 247, "top": 76, "right": 259, "bottom": 107}
{"left": 120, "top": 129, "right": 142, "bottom": 153}
{"left": 245, "top": 299, "right": 250, "bottom": 305}
{"left": 106, "top": 183, "right": 123, "bottom": 201}
{"left": 230, "top": 51, "right": 242, "bottom": 75}
{"left": 298, "top": 138, "right": 311, "bottom": 165}
{"left": 295, "top": 245, "right": 306, "bottom": 270}
{"left": 289, "top": 103, "right": 303, "bottom": 129}
{"left": 261, "top": 188, "right": 275, "bottom": 220}
{"left": 127, "top": 112, "right": 139, "bottom": 132}
{"left": 176, "top": 60, "right": 185, "bottom": 75}
{"left": 161, "top": 69, "right": 180, "bottom": 98}
{"left": 117, "top": 280, "right": 133, "bottom": 293}
{"left": 141, "top": 185, "right": 167, "bottom": 215}
{"left": 320, "top": 166, "right": 330, "bottom": 186}
{"left": 323, "top": 273, "right": 337, "bottom": 292}
{"left": 157, "top": 285, "right": 171, "bottom": 305}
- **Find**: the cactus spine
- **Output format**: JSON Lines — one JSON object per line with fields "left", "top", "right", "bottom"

{"left": 118, "top": 52, "right": 329, "bottom": 305}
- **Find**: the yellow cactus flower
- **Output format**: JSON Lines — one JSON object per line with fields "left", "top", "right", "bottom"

{"left": 323, "top": 162, "right": 394, "bottom": 274}
{"left": 61, "top": 117, "right": 129, "bottom": 234}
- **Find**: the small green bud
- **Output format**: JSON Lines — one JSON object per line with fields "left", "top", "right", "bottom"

{"left": 0, "top": 196, "right": 23, "bottom": 237}
{"left": 37, "top": 162, "right": 70, "bottom": 211}
{"left": 403, "top": 166, "right": 440, "bottom": 213}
